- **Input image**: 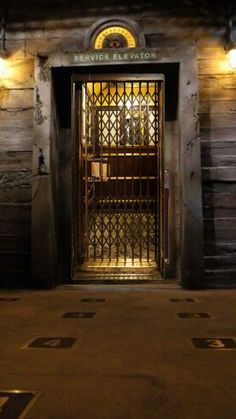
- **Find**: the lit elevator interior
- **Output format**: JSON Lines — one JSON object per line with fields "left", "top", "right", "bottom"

{"left": 77, "top": 79, "right": 163, "bottom": 271}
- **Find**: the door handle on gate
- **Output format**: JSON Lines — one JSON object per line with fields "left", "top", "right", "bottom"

{"left": 91, "top": 160, "right": 109, "bottom": 181}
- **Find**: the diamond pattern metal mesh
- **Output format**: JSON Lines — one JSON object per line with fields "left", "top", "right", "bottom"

{"left": 80, "top": 80, "right": 162, "bottom": 265}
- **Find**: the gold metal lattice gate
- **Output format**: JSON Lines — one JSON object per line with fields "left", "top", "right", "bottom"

{"left": 77, "top": 77, "right": 163, "bottom": 268}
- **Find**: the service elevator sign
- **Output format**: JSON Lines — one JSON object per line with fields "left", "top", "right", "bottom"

{"left": 72, "top": 49, "right": 165, "bottom": 65}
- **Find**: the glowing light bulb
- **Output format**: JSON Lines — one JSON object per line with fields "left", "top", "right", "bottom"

{"left": 228, "top": 48, "right": 236, "bottom": 69}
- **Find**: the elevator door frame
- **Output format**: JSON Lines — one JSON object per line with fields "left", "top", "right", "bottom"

{"left": 32, "top": 48, "right": 204, "bottom": 288}
{"left": 72, "top": 73, "right": 166, "bottom": 277}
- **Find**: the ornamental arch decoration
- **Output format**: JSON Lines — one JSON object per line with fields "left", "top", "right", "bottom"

{"left": 85, "top": 17, "right": 145, "bottom": 50}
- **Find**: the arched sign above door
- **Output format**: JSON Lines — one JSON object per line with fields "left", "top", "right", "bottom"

{"left": 94, "top": 26, "right": 137, "bottom": 49}
{"left": 86, "top": 17, "right": 144, "bottom": 50}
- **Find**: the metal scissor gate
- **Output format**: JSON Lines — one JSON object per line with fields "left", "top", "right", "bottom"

{"left": 74, "top": 76, "right": 163, "bottom": 270}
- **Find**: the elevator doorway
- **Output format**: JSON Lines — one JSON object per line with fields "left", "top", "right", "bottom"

{"left": 73, "top": 75, "right": 164, "bottom": 275}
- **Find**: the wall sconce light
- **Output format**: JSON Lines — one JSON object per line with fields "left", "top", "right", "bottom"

{"left": 228, "top": 48, "right": 236, "bottom": 68}
{"left": 226, "top": 18, "right": 236, "bottom": 69}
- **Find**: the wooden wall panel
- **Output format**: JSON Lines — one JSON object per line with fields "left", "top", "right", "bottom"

{"left": 198, "top": 45, "right": 236, "bottom": 287}
{"left": 2, "top": 60, "right": 34, "bottom": 89}
{"left": 203, "top": 219, "right": 236, "bottom": 241}
{"left": 200, "top": 127, "right": 236, "bottom": 142}
{"left": 199, "top": 100, "right": 236, "bottom": 115}
{"left": 0, "top": 89, "right": 34, "bottom": 109}
{"left": 204, "top": 254, "right": 236, "bottom": 269}
{"left": 0, "top": 171, "right": 32, "bottom": 188}
{"left": 0, "top": 131, "right": 33, "bottom": 152}
{"left": 0, "top": 188, "right": 31, "bottom": 203}
{"left": 0, "top": 235, "right": 30, "bottom": 252}
{"left": 0, "top": 204, "right": 31, "bottom": 222}
{"left": 205, "top": 238, "right": 236, "bottom": 251}
{"left": 0, "top": 151, "right": 32, "bottom": 171}
{"left": 0, "top": 60, "right": 33, "bottom": 286}
{"left": 199, "top": 113, "right": 236, "bottom": 129}
{"left": 0, "top": 90, "right": 34, "bottom": 152}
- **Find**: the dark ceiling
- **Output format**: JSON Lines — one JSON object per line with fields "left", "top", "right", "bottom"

{"left": 1, "top": 0, "right": 236, "bottom": 26}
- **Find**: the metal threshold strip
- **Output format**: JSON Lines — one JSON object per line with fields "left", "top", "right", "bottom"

{"left": 73, "top": 271, "right": 163, "bottom": 283}
{"left": 73, "top": 259, "right": 161, "bottom": 282}
{"left": 85, "top": 176, "right": 157, "bottom": 181}
{"left": 80, "top": 259, "right": 157, "bottom": 269}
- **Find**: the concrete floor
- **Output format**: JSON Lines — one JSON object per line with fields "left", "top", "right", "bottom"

{"left": 0, "top": 283, "right": 236, "bottom": 419}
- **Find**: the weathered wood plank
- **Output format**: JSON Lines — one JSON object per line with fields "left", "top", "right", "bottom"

{"left": 197, "top": 47, "right": 227, "bottom": 60}
{"left": 201, "top": 154, "right": 236, "bottom": 167}
{"left": 0, "top": 188, "right": 32, "bottom": 203}
{"left": 0, "top": 222, "right": 30, "bottom": 235}
{"left": 204, "top": 254, "right": 236, "bottom": 268}
{"left": 199, "top": 100, "right": 236, "bottom": 114}
{"left": 199, "top": 75, "right": 236, "bottom": 101}
{"left": 200, "top": 89, "right": 236, "bottom": 102}
{"left": 204, "top": 207, "right": 236, "bottom": 219}
{"left": 200, "top": 127, "right": 236, "bottom": 142}
{"left": 204, "top": 218, "right": 236, "bottom": 240}
{"left": 202, "top": 167, "right": 236, "bottom": 181}
{"left": 0, "top": 252, "right": 30, "bottom": 268}
{"left": 205, "top": 269, "right": 236, "bottom": 287}
{"left": 0, "top": 103, "right": 33, "bottom": 153}
{"left": 199, "top": 112, "right": 236, "bottom": 129}
{"left": 0, "top": 109, "right": 33, "bottom": 128}
{"left": 0, "top": 236, "right": 30, "bottom": 252}
{"left": 203, "top": 188, "right": 236, "bottom": 219}
{"left": 198, "top": 57, "right": 234, "bottom": 75}
{"left": 203, "top": 189, "right": 236, "bottom": 218}
{"left": 0, "top": 269, "right": 30, "bottom": 287}
{"left": 204, "top": 240, "right": 236, "bottom": 256}
{"left": 203, "top": 192, "right": 236, "bottom": 208}
{"left": 0, "top": 151, "right": 32, "bottom": 171}
{"left": 202, "top": 181, "right": 236, "bottom": 194}
{"left": 0, "top": 204, "right": 31, "bottom": 222}
{"left": 0, "top": 107, "right": 33, "bottom": 152}
{"left": 199, "top": 73, "right": 236, "bottom": 88}
{"left": 0, "top": 88, "right": 34, "bottom": 109}
{"left": 201, "top": 140, "right": 236, "bottom": 155}
{"left": 205, "top": 267, "right": 236, "bottom": 277}
{"left": 197, "top": 38, "right": 222, "bottom": 49}
{"left": 2, "top": 59, "right": 34, "bottom": 89}
{"left": 0, "top": 171, "right": 32, "bottom": 188}
{"left": 0, "top": 129, "right": 33, "bottom": 152}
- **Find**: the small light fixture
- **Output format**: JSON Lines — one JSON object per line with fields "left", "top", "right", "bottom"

{"left": 228, "top": 48, "right": 236, "bottom": 68}
{"left": 226, "top": 18, "right": 236, "bottom": 69}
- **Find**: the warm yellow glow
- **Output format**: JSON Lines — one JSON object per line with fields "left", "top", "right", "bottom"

{"left": 0, "top": 57, "right": 7, "bottom": 76}
{"left": 0, "top": 56, "right": 15, "bottom": 87}
{"left": 94, "top": 26, "right": 136, "bottom": 49}
{"left": 228, "top": 48, "right": 236, "bottom": 69}
{"left": 0, "top": 57, "right": 13, "bottom": 84}
{"left": 87, "top": 82, "right": 157, "bottom": 106}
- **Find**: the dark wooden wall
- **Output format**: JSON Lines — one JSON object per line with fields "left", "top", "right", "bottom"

{"left": 198, "top": 47, "right": 236, "bottom": 286}
{"left": 0, "top": 61, "right": 34, "bottom": 286}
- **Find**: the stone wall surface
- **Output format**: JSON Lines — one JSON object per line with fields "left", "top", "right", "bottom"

{"left": 0, "top": 8, "right": 235, "bottom": 287}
